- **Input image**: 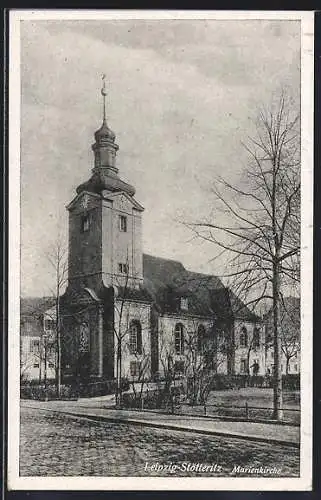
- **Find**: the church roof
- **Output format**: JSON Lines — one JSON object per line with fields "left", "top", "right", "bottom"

{"left": 142, "top": 254, "right": 259, "bottom": 322}
{"left": 20, "top": 296, "right": 56, "bottom": 317}
{"left": 264, "top": 296, "right": 300, "bottom": 338}
{"left": 76, "top": 171, "right": 135, "bottom": 197}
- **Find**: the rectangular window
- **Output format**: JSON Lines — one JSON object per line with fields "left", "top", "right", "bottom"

{"left": 253, "top": 328, "right": 260, "bottom": 348}
{"left": 48, "top": 362, "right": 55, "bottom": 368}
{"left": 44, "top": 319, "right": 55, "bottom": 331}
{"left": 119, "top": 215, "right": 127, "bottom": 232}
{"left": 180, "top": 297, "right": 188, "bottom": 311}
{"left": 174, "top": 360, "right": 185, "bottom": 375}
{"left": 174, "top": 324, "right": 184, "bottom": 355}
{"left": 24, "top": 322, "right": 33, "bottom": 333}
{"left": 81, "top": 214, "right": 90, "bottom": 232}
{"left": 47, "top": 344, "right": 55, "bottom": 355}
{"left": 130, "top": 361, "right": 140, "bottom": 377}
{"left": 33, "top": 363, "right": 40, "bottom": 368}
{"left": 240, "top": 359, "right": 247, "bottom": 374}
{"left": 118, "top": 263, "right": 129, "bottom": 274}
{"left": 30, "top": 339, "right": 40, "bottom": 353}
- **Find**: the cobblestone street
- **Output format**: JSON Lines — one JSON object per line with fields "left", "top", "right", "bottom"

{"left": 20, "top": 407, "right": 300, "bottom": 477}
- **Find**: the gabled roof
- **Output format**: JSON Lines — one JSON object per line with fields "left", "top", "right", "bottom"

{"left": 142, "top": 254, "right": 258, "bottom": 321}
{"left": 264, "top": 296, "right": 300, "bottom": 321}
{"left": 264, "top": 296, "right": 300, "bottom": 339}
{"left": 210, "top": 288, "right": 260, "bottom": 323}
{"left": 115, "top": 285, "right": 153, "bottom": 303}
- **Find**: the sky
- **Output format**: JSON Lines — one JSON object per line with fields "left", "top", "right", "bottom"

{"left": 19, "top": 17, "right": 301, "bottom": 297}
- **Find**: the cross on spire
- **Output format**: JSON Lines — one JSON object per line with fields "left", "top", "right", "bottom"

{"left": 101, "top": 74, "right": 107, "bottom": 123}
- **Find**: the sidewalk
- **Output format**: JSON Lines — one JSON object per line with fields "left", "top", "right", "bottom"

{"left": 21, "top": 399, "right": 300, "bottom": 447}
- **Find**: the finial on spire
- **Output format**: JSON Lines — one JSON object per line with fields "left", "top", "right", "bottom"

{"left": 101, "top": 74, "right": 107, "bottom": 122}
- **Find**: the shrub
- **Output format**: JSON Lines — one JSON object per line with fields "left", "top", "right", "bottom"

{"left": 78, "top": 377, "right": 129, "bottom": 398}
{"left": 20, "top": 383, "right": 77, "bottom": 400}
{"left": 207, "top": 374, "right": 268, "bottom": 391}
{"left": 122, "top": 389, "right": 168, "bottom": 410}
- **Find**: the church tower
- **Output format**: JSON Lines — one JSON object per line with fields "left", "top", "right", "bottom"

{"left": 66, "top": 78, "right": 144, "bottom": 296}
{"left": 61, "top": 79, "right": 146, "bottom": 381}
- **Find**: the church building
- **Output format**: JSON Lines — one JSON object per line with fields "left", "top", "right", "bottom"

{"left": 60, "top": 82, "right": 264, "bottom": 383}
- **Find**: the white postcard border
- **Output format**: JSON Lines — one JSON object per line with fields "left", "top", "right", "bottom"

{"left": 7, "top": 9, "right": 314, "bottom": 491}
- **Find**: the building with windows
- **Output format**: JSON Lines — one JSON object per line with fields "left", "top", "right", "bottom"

{"left": 20, "top": 298, "right": 56, "bottom": 382}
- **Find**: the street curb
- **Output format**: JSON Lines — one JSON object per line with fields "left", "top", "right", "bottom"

{"left": 24, "top": 404, "right": 299, "bottom": 449}
{"left": 104, "top": 406, "right": 300, "bottom": 428}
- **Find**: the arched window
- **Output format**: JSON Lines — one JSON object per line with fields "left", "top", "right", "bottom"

{"left": 197, "top": 324, "right": 205, "bottom": 353}
{"left": 253, "top": 327, "right": 260, "bottom": 348}
{"left": 129, "top": 320, "right": 142, "bottom": 355}
{"left": 174, "top": 323, "right": 184, "bottom": 355}
{"left": 240, "top": 326, "right": 248, "bottom": 347}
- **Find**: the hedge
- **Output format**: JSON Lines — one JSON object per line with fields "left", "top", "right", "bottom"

{"left": 20, "top": 383, "right": 76, "bottom": 400}
{"left": 78, "top": 378, "right": 129, "bottom": 398}
{"left": 20, "top": 377, "right": 131, "bottom": 400}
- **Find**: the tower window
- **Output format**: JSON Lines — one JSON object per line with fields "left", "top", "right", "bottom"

{"left": 81, "top": 214, "right": 90, "bottom": 232}
{"left": 119, "top": 215, "right": 127, "bottom": 232}
{"left": 118, "top": 263, "right": 129, "bottom": 275}
{"left": 174, "top": 323, "right": 184, "bottom": 355}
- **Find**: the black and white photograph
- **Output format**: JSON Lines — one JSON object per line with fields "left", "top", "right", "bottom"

{"left": 7, "top": 10, "right": 313, "bottom": 491}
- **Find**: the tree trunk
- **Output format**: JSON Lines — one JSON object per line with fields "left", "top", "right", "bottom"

{"left": 116, "top": 340, "right": 122, "bottom": 406}
{"left": 56, "top": 297, "right": 61, "bottom": 398}
{"left": 286, "top": 357, "right": 290, "bottom": 376}
{"left": 272, "top": 260, "right": 283, "bottom": 420}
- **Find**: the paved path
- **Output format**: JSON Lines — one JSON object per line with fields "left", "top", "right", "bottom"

{"left": 21, "top": 400, "right": 299, "bottom": 447}
{"left": 20, "top": 406, "right": 300, "bottom": 477}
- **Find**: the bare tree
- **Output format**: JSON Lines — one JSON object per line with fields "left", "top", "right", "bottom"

{"left": 186, "top": 94, "right": 300, "bottom": 420}
{"left": 183, "top": 320, "right": 223, "bottom": 405}
{"left": 113, "top": 255, "right": 151, "bottom": 406}
{"left": 158, "top": 333, "right": 177, "bottom": 408}
{"left": 113, "top": 255, "right": 131, "bottom": 406}
{"left": 266, "top": 296, "right": 300, "bottom": 375}
{"left": 45, "top": 234, "right": 68, "bottom": 397}
{"left": 126, "top": 345, "right": 151, "bottom": 406}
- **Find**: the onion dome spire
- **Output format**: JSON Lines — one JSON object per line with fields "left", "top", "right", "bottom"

{"left": 77, "top": 76, "right": 135, "bottom": 197}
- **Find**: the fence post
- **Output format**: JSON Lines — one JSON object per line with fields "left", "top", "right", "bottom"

{"left": 245, "top": 402, "right": 249, "bottom": 419}
{"left": 141, "top": 395, "right": 144, "bottom": 411}
{"left": 204, "top": 404, "right": 207, "bottom": 416}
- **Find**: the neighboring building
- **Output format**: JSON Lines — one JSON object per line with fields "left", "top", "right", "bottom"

{"left": 20, "top": 297, "right": 57, "bottom": 382}
{"left": 59, "top": 84, "right": 264, "bottom": 382}
{"left": 265, "top": 297, "right": 300, "bottom": 375}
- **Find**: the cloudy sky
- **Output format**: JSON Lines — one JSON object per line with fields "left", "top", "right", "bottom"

{"left": 19, "top": 17, "right": 301, "bottom": 297}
